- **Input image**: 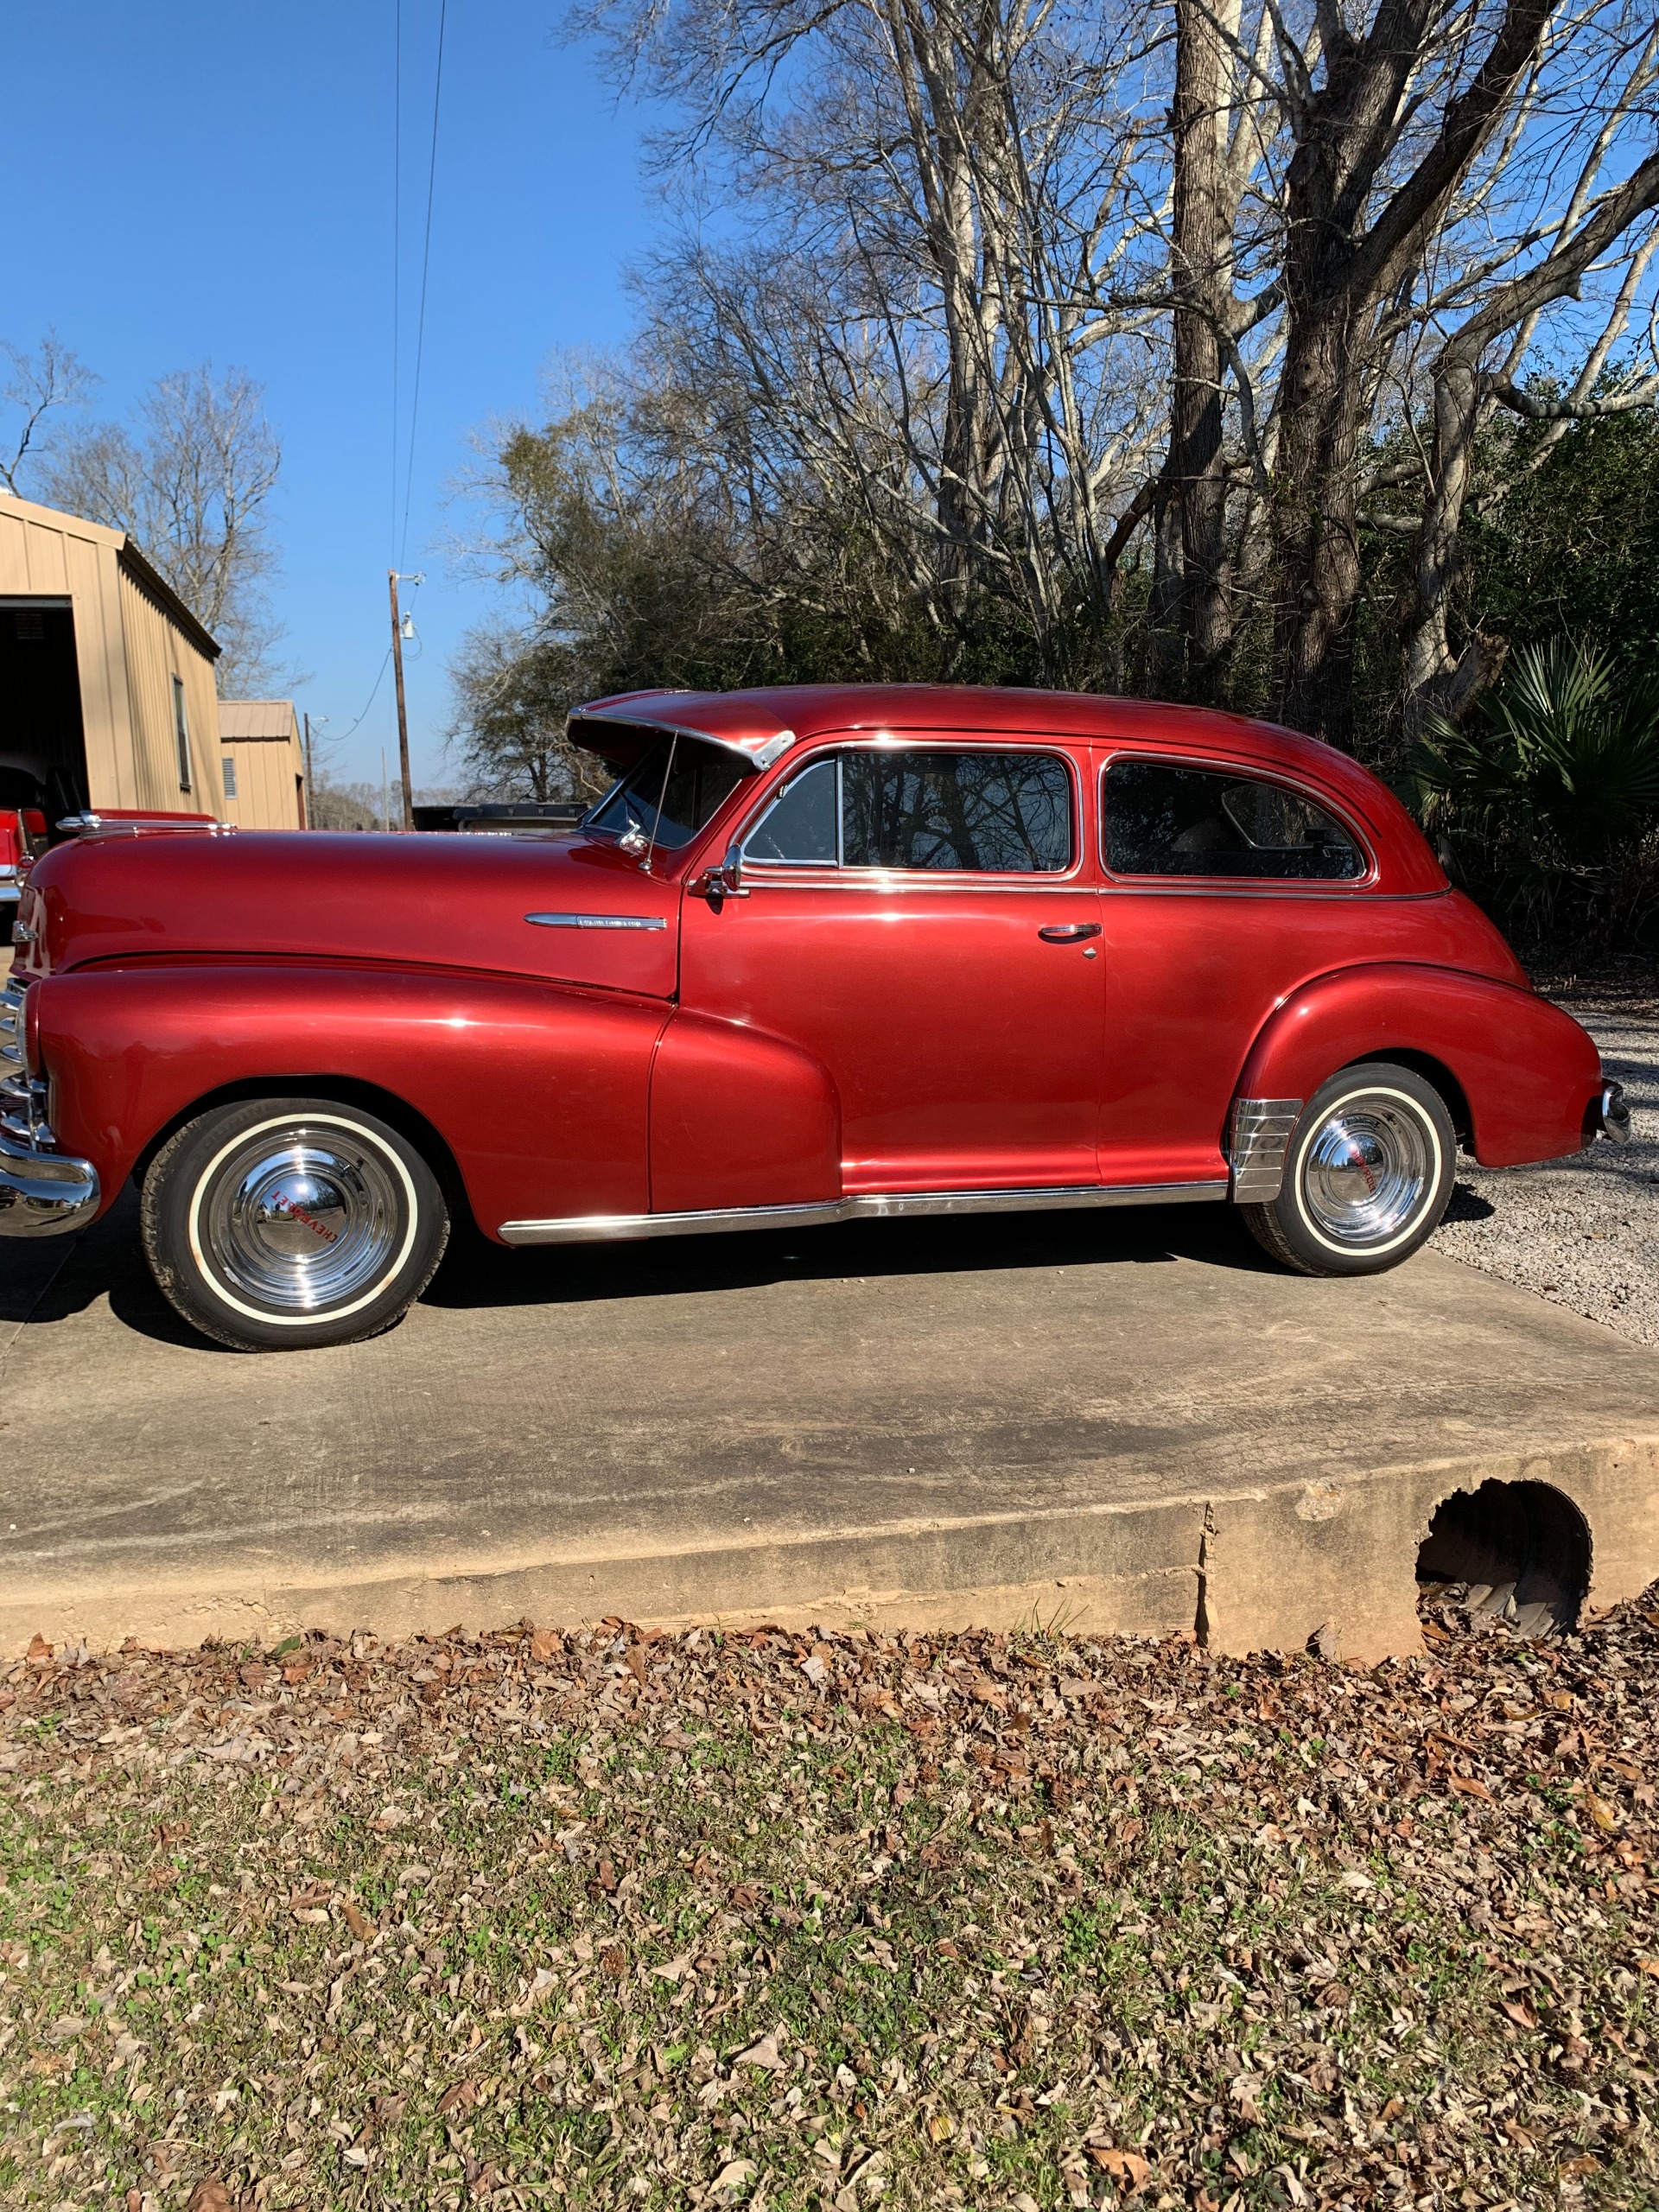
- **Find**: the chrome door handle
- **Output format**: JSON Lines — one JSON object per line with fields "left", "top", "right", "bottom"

{"left": 1038, "top": 922, "right": 1102, "bottom": 943}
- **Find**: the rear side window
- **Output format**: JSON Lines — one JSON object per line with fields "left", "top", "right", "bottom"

{"left": 747, "top": 749, "right": 1072, "bottom": 873}
{"left": 1104, "top": 760, "right": 1363, "bottom": 880}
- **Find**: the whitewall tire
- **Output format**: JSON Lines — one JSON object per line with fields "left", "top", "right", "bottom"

{"left": 141, "top": 1096, "right": 449, "bottom": 1351}
{"left": 1241, "top": 1061, "right": 1457, "bottom": 1278}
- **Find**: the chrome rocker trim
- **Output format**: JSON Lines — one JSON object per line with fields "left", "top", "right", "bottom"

{"left": 1229, "top": 1096, "right": 1305, "bottom": 1203}
{"left": 499, "top": 1179, "right": 1230, "bottom": 1246}
{"left": 0, "top": 981, "right": 100, "bottom": 1236}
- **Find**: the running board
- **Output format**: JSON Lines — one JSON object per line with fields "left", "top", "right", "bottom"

{"left": 498, "top": 1179, "right": 1230, "bottom": 1246}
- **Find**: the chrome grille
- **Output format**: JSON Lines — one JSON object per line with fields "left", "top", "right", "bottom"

{"left": 0, "top": 980, "right": 53, "bottom": 1149}
{"left": 0, "top": 976, "right": 24, "bottom": 1069}
{"left": 0, "top": 1071, "right": 53, "bottom": 1151}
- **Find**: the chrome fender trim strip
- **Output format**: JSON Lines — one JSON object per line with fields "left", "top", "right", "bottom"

{"left": 499, "top": 1179, "right": 1230, "bottom": 1246}
{"left": 1229, "top": 1097, "right": 1305, "bottom": 1202}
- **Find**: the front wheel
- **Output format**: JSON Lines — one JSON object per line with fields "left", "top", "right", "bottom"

{"left": 141, "top": 1096, "right": 449, "bottom": 1351}
{"left": 1240, "top": 1061, "right": 1456, "bottom": 1277}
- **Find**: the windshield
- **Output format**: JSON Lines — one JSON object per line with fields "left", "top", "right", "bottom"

{"left": 584, "top": 737, "right": 749, "bottom": 851}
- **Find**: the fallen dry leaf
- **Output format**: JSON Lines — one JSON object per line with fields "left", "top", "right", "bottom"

{"left": 732, "top": 2031, "right": 786, "bottom": 2072}
{"left": 1088, "top": 2145, "right": 1152, "bottom": 2190}
{"left": 709, "top": 2158, "right": 756, "bottom": 2199}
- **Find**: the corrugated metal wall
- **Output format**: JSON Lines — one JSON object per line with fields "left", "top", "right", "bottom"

{"left": 220, "top": 735, "right": 304, "bottom": 829}
{"left": 117, "top": 563, "right": 225, "bottom": 814}
{"left": 0, "top": 495, "right": 222, "bottom": 816}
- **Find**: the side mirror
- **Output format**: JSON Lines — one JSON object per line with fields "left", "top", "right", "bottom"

{"left": 694, "top": 843, "right": 749, "bottom": 900}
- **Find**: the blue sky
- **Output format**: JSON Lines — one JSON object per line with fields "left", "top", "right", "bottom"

{"left": 2, "top": 3, "right": 656, "bottom": 788}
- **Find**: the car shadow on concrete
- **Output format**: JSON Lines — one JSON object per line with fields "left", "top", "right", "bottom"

{"left": 422, "top": 1198, "right": 1274, "bottom": 1314}
{"left": 0, "top": 1182, "right": 1275, "bottom": 1351}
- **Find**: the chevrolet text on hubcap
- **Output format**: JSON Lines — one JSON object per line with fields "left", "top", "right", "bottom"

{"left": 1300, "top": 1094, "right": 1435, "bottom": 1250}
{"left": 194, "top": 1122, "right": 411, "bottom": 1315}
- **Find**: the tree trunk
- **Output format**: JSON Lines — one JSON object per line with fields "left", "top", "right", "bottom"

{"left": 1268, "top": 302, "right": 1366, "bottom": 747}
{"left": 1168, "top": 0, "right": 1231, "bottom": 698}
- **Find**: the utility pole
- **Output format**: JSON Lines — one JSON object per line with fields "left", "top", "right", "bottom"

{"left": 387, "top": 569, "right": 423, "bottom": 832}
{"left": 302, "top": 712, "right": 327, "bottom": 830}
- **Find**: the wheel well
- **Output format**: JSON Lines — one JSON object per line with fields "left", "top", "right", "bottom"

{"left": 1342, "top": 1050, "right": 1471, "bottom": 1147}
{"left": 131, "top": 1078, "right": 477, "bottom": 1232}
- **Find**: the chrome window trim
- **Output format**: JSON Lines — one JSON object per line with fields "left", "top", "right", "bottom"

{"left": 734, "top": 739, "right": 1084, "bottom": 884}
{"left": 499, "top": 1177, "right": 1229, "bottom": 1244}
{"left": 1097, "top": 751, "right": 1378, "bottom": 891}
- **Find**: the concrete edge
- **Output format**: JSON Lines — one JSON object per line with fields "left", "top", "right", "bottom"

{"left": 4, "top": 1433, "right": 1656, "bottom": 1661}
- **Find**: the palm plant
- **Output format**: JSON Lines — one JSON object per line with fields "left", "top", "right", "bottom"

{"left": 1408, "top": 638, "right": 1659, "bottom": 942}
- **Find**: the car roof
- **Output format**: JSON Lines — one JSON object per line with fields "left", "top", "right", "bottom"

{"left": 569, "top": 683, "right": 1440, "bottom": 880}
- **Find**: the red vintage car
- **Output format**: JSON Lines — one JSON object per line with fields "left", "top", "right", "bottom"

{"left": 0, "top": 686, "right": 1629, "bottom": 1351}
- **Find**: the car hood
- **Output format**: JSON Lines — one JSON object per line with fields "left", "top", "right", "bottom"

{"left": 22, "top": 829, "right": 683, "bottom": 999}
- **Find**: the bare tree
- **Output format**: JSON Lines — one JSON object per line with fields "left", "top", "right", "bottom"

{"left": 530, "top": 0, "right": 1659, "bottom": 742}
{"left": 0, "top": 332, "right": 98, "bottom": 496}
{"left": 42, "top": 365, "right": 286, "bottom": 694}
{"left": 573, "top": 0, "right": 1167, "bottom": 676}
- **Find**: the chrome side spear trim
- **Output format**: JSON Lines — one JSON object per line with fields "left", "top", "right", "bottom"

{"left": 524, "top": 912, "right": 668, "bottom": 931}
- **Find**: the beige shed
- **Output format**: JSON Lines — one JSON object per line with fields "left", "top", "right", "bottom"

{"left": 0, "top": 491, "right": 225, "bottom": 821}
{"left": 218, "top": 700, "right": 308, "bottom": 830}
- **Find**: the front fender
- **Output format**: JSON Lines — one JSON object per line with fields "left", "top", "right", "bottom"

{"left": 1237, "top": 962, "right": 1602, "bottom": 1168}
{"left": 33, "top": 962, "right": 668, "bottom": 1237}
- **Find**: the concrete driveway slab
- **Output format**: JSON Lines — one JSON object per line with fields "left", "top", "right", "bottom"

{"left": 2, "top": 1192, "right": 1656, "bottom": 1656}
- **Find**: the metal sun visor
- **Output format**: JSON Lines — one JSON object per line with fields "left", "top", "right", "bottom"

{"left": 565, "top": 709, "right": 794, "bottom": 774}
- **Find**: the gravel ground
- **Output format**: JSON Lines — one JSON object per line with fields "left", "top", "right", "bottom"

{"left": 1433, "top": 992, "right": 1659, "bottom": 1343}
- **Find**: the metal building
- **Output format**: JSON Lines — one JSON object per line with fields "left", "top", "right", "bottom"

{"left": 217, "top": 699, "right": 308, "bottom": 830}
{"left": 0, "top": 491, "right": 225, "bottom": 820}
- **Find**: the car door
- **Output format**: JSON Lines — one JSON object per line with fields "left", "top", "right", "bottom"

{"left": 675, "top": 738, "right": 1105, "bottom": 1198}
{"left": 1094, "top": 749, "right": 1375, "bottom": 1184}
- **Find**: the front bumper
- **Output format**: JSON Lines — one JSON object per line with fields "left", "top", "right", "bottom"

{"left": 0, "top": 980, "right": 99, "bottom": 1236}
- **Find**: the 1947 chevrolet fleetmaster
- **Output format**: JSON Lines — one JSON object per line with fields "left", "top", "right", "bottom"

{"left": 0, "top": 685, "right": 1630, "bottom": 1351}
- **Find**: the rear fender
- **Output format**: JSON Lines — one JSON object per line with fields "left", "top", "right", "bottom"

{"left": 32, "top": 963, "right": 667, "bottom": 1237}
{"left": 1238, "top": 963, "right": 1601, "bottom": 1168}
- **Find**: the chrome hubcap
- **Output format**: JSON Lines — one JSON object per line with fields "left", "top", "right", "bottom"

{"left": 200, "top": 1125, "right": 404, "bottom": 1313}
{"left": 1300, "top": 1096, "right": 1433, "bottom": 1249}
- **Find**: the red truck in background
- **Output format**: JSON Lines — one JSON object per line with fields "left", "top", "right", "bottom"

{"left": 0, "top": 808, "right": 48, "bottom": 933}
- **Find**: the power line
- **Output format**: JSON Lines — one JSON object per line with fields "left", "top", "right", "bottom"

{"left": 340, "top": 648, "right": 394, "bottom": 741}
{"left": 391, "top": 0, "right": 403, "bottom": 563}
{"left": 399, "top": 0, "right": 448, "bottom": 570}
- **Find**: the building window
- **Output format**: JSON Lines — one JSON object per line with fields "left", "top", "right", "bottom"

{"left": 221, "top": 757, "right": 238, "bottom": 800}
{"left": 173, "top": 676, "right": 192, "bottom": 791}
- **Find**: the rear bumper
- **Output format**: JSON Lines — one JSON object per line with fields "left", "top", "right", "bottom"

{"left": 0, "top": 980, "right": 100, "bottom": 1236}
{"left": 1595, "top": 1080, "right": 1632, "bottom": 1144}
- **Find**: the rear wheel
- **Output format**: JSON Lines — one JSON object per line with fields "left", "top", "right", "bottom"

{"left": 1241, "top": 1061, "right": 1456, "bottom": 1277}
{"left": 141, "top": 1096, "right": 449, "bottom": 1351}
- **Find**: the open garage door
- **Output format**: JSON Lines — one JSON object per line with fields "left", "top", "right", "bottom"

{"left": 0, "top": 598, "right": 92, "bottom": 822}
